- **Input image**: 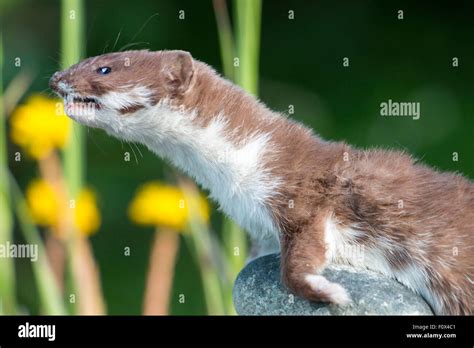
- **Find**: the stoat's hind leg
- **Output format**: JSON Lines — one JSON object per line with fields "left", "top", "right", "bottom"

{"left": 280, "top": 215, "right": 352, "bottom": 306}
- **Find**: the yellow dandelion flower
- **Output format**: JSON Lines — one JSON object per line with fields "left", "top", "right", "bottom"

{"left": 26, "top": 179, "right": 60, "bottom": 227}
{"left": 74, "top": 189, "right": 101, "bottom": 237}
{"left": 10, "top": 94, "right": 71, "bottom": 159}
{"left": 26, "top": 179, "right": 101, "bottom": 237}
{"left": 128, "top": 182, "right": 210, "bottom": 231}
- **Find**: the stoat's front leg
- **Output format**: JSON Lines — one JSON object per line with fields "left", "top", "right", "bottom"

{"left": 280, "top": 211, "right": 352, "bottom": 306}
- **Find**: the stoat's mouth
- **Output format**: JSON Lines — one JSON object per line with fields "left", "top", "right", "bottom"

{"left": 70, "top": 96, "right": 102, "bottom": 110}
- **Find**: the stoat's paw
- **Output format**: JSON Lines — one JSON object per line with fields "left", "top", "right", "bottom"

{"left": 305, "top": 274, "right": 352, "bottom": 306}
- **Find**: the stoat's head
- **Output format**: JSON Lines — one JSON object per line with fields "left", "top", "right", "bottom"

{"left": 49, "top": 49, "right": 195, "bottom": 138}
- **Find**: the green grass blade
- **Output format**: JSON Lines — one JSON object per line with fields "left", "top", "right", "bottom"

{"left": 234, "top": 0, "right": 262, "bottom": 95}
{"left": 61, "top": 0, "right": 85, "bottom": 197}
{"left": 213, "top": 0, "right": 235, "bottom": 81}
{"left": 60, "top": 0, "right": 86, "bottom": 314}
{"left": 0, "top": 32, "right": 17, "bottom": 315}
{"left": 9, "top": 174, "right": 66, "bottom": 315}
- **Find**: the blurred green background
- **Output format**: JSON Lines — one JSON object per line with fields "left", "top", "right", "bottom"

{"left": 2, "top": 0, "right": 473, "bottom": 314}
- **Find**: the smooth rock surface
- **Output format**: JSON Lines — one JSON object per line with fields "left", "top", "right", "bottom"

{"left": 233, "top": 254, "right": 433, "bottom": 315}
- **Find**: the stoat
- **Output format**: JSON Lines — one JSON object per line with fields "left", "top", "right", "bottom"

{"left": 50, "top": 50, "right": 473, "bottom": 315}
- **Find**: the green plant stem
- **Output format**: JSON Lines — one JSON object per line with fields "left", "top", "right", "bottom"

{"left": 186, "top": 218, "right": 226, "bottom": 315}
{"left": 213, "top": 0, "right": 235, "bottom": 80}
{"left": 61, "top": 0, "right": 85, "bottom": 197}
{"left": 61, "top": 0, "right": 85, "bottom": 314}
{"left": 222, "top": 216, "right": 247, "bottom": 314}
{"left": 9, "top": 173, "right": 66, "bottom": 315}
{"left": 234, "top": 0, "right": 262, "bottom": 95}
{"left": 0, "top": 32, "right": 17, "bottom": 315}
{"left": 180, "top": 181, "right": 226, "bottom": 315}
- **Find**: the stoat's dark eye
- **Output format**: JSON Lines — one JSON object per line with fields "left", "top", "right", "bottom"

{"left": 97, "top": 67, "right": 112, "bottom": 75}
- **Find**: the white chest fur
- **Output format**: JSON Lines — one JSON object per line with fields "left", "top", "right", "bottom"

{"left": 117, "top": 102, "right": 282, "bottom": 244}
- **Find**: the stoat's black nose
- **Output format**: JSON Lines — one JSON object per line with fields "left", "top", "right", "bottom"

{"left": 49, "top": 71, "right": 61, "bottom": 92}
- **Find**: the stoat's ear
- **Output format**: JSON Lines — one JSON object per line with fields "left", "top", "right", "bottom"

{"left": 161, "top": 50, "right": 195, "bottom": 95}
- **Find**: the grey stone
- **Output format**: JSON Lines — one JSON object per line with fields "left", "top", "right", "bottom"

{"left": 233, "top": 254, "right": 434, "bottom": 315}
